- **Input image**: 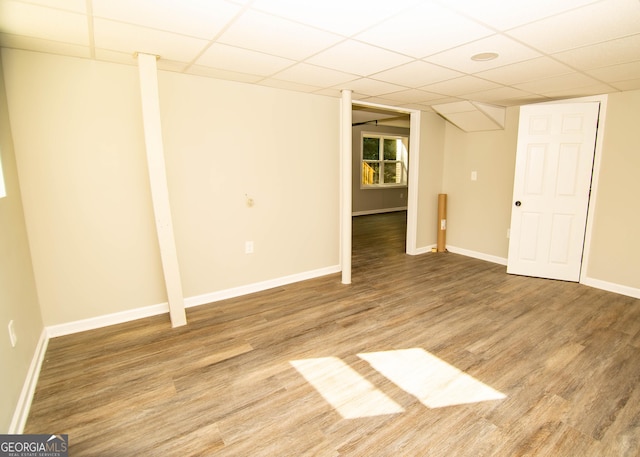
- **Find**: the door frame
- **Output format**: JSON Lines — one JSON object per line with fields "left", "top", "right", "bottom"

{"left": 535, "top": 94, "right": 608, "bottom": 283}
{"left": 340, "top": 98, "right": 421, "bottom": 284}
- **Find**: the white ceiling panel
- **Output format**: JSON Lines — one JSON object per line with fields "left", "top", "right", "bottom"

{"left": 1, "top": 0, "right": 638, "bottom": 111}
{"left": 93, "top": 19, "right": 208, "bottom": 62}
{"left": 342, "top": 78, "right": 408, "bottom": 97}
{"left": 372, "top": 61, "right": 464, "bottom": 88}
{"left": 217, "top": 10, "right": 343, "bottom": 60}
{"left": 91, "top": 0, "right": 242, "bottom": 40}
{"left": 513, "top": 72, "right": 609, "bottom": 95}
{"left": 0, "top": 32, "right": 90, "bottom": 58}
{"left": 421, "top": 76, "right": 501, "bottom": 96}
{"left": 442, "top": 0, "right": 600, "bottom": 30}
{"left": 0, "top": 0, "right": 88, "bottom": 45}
{"left": 587, "top": 61, "right": 640, "bottom": 83}
{"left": 251, "top": 0, "right": 419, "bottom": 37}
{"left": 474, "top": 57, "right": 574, "bottom": 86}
{"left": 196, "top": 43, "right": 294, "bottom": 76}
{"left": 382, "top": 89, "right": 445, "bottom": 104}
{"left": 425, "top": 34, "right": 542, "bottom": 73}
{"left": 506, "top": 0, "right": 640, "bottom": 54}
{"left": 271, "top": 62, "right": 358, "bottom": 88}
{"left": 4, "top": 0, "right": 86, "bottom": 13}
{"left": 306, "top": 40, "right": 413, "bottom": 77}
{"left": 553, "top": 34, "right": 640, "bottom": 71}
{"left": 187, "top": 65, "right": 263, "bottom": 83}
{"left": 355, "top": 1, "right": 494, "bottom": 58}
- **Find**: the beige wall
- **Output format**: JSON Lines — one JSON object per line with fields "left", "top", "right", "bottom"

{"left": 158, "top": 71, "right": 340, "bottom": 297}
{"left": 442, "top": 107, "right": 519, "bottom": 259}
{"left": 0, "top": 55, "right": 43, "bottom": 432}
{"left": 3, "top": 49, "right": 340, "bottom": 326}
{"left": 2, "top": 49, "right": 168, "bottom": 326}
{"left": 416, "top": 111, "right": 446, "bottom": 248}
{"left": 586, "top": 90, "right": 640, "bottom": 289}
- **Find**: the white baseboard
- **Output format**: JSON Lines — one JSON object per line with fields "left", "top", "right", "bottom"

{"left": 410, "top": 244, "right": 436, "bottom": 255}
{"left": 9, "top": 329, "right": 49, "bottom": 434}
{"left": 47, "top": 302, "right": 170, "bottom": 338}
{"left": 46, "top": 265, "right": 342, "bottom": 338}
{"left": 446, "top": 246, "right": 508, "bottom": 266}
{"left": 185, "top": 265, "right": 341, "bottom": 308}
{"left": 352, "top": 207, "right": 407, "bottom": 216}
{"left": 581, "top": 276, "right": 640, "bottom": 299}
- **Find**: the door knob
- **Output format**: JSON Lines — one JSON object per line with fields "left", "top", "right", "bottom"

{"left": 515, "top": 201, "right": 522, "bottom": 207}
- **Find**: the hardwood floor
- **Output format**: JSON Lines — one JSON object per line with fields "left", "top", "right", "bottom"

{"left": 26, "top": 211, "right": 640, "bottom": 456}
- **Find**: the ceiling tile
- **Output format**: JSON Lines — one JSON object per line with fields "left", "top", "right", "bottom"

{"left": 442, "top": 0, "right": 599, "bottom": 30}
{"left": 271, "top": 62, "right": 358, "bottom": 88}
{"left": 186, "top": 65, "right": 263, "bottom": 83}
{"left": 91, "top": 0, "right": 242, "bottom": 40}
{"left": 553, "top": 34, "right": 640, "bottom": 71}
{"left": 424, "top": 34, "right": 542, "bottom": 73}
{"left": 506, "top": 0, "right": 640, "bottom": 54}
{"left": 513, "top": 72, "right": 605, "bottom": 94}
{"left": 0, "top": 32, "right": 90, "bottom": 58}
{"left": 586, "top": 61, "right": 640, "bottom": 83}
{"left": 420, "top": 76, "right": 501, "bottom": 96}
{"left": 445, "top": 111, "right": 504, "bottom": 131}
{"left": 610, "top": 78, "right": 640, "bottom": 91}
{"left": 217, "top": 10, "right": 343, "bottom": 60}
{"left": 258, "top": 78, "right": 322, "bottom": 93}
{"left": 541, "top": 83, "right": 617, "bottom": 99}
{"left": 382, "top": 89, "right": 445, "bottom": 104}
{"left": 250, "top": 0, "right": 419, "bottom": 37}
{"left": 9, "top": 0, "right": 86, "bottom": 13}
{"left": 462, "top": 86, "right": 541, "bottom": 105}
{"left": 371, "top": 61, "right": 464, "bottom": 88}
{"left": 306, "top": 40, "right": 413, "bottom": 77}
{"left": 474, "top": 57, "right": 574, "bottom": 85}
{"left": 343, "top": 78, "right": 408, "bottom": 97}
{"left": 355, "top": 1, "right": 493, "bottom": 58}
{"left": 93, "top": 18, "right": 208, "bottom": 62}
{"left": 196, "top": 43, "right": 294, "bottom": 76}
{"left": 0, "top": 1, "right": 88, "bottom": 45}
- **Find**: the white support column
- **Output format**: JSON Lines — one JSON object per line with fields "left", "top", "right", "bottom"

{"left": 340, "top": 90, "right": 352, "bottom": 284}
{"left": 137, "top": 53, "right": 187, "bottom": 327}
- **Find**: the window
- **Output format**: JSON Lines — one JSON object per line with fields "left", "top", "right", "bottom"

{"left": 361, "top": 134, "right": 408, "bottom": 188}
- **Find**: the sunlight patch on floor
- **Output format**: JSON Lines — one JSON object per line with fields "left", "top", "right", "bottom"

{"left": 358, "top": 348, "right": 506, "bottom": 408}
{"left": 290, "top": 357, "right": 405, "bottom": 419}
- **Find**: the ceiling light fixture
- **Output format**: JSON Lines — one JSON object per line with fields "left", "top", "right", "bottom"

{"left": 471, "top": 52, "right": 499, "bottom": 61}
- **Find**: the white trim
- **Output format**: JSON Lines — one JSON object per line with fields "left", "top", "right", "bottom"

{"left": 46, "top": 265, "right": 341, "bottom": 338}
{"left": 340, "top": 90, "right": 352, "bottom": 285}
{"left": 413, "top": 244, "right": 436, "bottom": 255}
{"left": 581, "top": 277, "right": 640, "bottom": 300}
{"left": 47, "top": 302, "right": 169, "bottom": 338}
{"left": 9, "top": 329, "right": 49, "bottom": 433}
{"left": 447, "top": 246, "right": 508, "bottom": 266}
{"left": 406, "top": 110, "right": 421, "bottom": 255}
{"left": 352, "top": 207, "right": 407, "bottom": 216}
{"left": 185, "top": 265, "right": 341, "bottom": 308}
{"left": 137, "top": 53, "right": 187, "bottom": 327}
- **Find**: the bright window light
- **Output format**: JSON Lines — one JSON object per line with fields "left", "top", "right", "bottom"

{"left": 290, "top": 357, "right": 404, "bottom": 419}
{"left": 358, "top": 348, "right": 506, "bottom": 408}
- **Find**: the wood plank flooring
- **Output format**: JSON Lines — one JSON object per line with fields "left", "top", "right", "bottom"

{"left": 26, "top": 211, "right": 640, "bottom": 456}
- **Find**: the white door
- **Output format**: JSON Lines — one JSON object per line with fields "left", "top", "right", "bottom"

{"left": 507, "top": 102, "right": 599, "bottom": 282}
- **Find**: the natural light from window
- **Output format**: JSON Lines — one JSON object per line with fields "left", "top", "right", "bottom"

{"left": 290, "top": 357, "right": 405, "bottom": 419}
{"left": 359, "top": 348, "right": 506, "bottom": 408}
{"left": 290, "top": 348, "right": 505, "bottom": 419}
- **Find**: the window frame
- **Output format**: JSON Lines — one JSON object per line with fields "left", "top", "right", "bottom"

{"left": 360, "top": 132, "right": 409, "bottom": 189}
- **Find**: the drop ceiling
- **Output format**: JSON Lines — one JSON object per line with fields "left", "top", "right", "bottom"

{"left": 1, "top": 0, "right": 639, "bottom": 111}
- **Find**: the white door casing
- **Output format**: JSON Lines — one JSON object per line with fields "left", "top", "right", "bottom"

{"left": 507, "top": 102, "right": 600, "bottom": 282}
